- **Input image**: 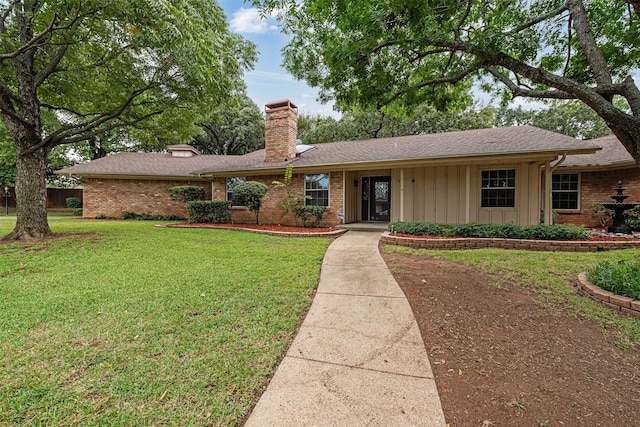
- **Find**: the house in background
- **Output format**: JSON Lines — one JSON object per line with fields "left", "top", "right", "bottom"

{"left": 58, "top": 99, "right": 604, "bottom": 227}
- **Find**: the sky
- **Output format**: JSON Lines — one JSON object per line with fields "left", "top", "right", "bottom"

{"left": 218, "top": 2, "right": 340, "bottom": 118}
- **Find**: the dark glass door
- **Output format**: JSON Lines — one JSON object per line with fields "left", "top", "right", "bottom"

{"left": 361, "top": 176, "right": 390, "bottom": 221}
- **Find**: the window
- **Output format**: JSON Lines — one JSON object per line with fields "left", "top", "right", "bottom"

{"left": 481, "top": 169, "right": 516, "bottom": 207}
{"left": 552, "top": 173, "right": 579, "bottom": 210}
{"left": 305, "top": 173, "right": 329, "bottom": 206}
{"left": 226, "top": 177, "right": 245, "bottom": 203}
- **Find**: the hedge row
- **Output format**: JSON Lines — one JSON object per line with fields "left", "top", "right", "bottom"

{"left": 389, "top": 221, "right": 591, "bottom": 241}
{"left": 122, "top": 212, "right": 185, "bottom": 221}
{"left": 187, "top": 200, "right": 231, "bottom": 223}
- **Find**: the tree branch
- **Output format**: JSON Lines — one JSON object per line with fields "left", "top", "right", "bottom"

{"left": 563, "top": 16, "right": 572, "bottom": 76}
{"left": 34, "top": 44, "right": 69, "bottom": 86}
{"left": 0, "top": 11, "right": 59, "bottom": 62}
{"left": 378, "top": 63, "right": 484, "bottom": 108}
{"left": 487, "top": 67, "right": 576, "bottom": 99}
{"left": 24, "top": 83, "right": 159, "bottom": 155}
{"left": 566, "top": 0, "right": 612, "bottom": 87}
{"left": 51, "top": 111, "right": 164, "bottom": 146}
{"left": 504, "top": 3, "right": 569, "bottom": 35}
{"left": 453, "top": 0, "right": 473, "bottom": 41}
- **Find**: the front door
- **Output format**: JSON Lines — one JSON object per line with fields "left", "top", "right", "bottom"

{"left": 361, "top": 176, "right": 391, "bottom": 221}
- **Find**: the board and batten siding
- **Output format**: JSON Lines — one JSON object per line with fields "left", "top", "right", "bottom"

{"left": 391, "top": 162, "right": 541, "bottom": 226}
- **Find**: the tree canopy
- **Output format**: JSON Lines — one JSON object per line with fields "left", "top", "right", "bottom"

{"left": 298, "top": 105, "right": 494, "bottom": 144}
{"left": 190, "top": 94, "right": 265, "bottom": 155}
{"left": 494, "top": 100, "right": 612, "bottom": 140}
{"left": 257, "top": 0, "right": 640, "bottom": 165}
{"left": 1, "top": 0, "right": 256, "bottom": 239}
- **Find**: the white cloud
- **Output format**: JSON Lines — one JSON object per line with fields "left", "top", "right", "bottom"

{"left": 511, "top": 97, "right": 546, "bottom": 110}
{"left": 230, "top": 8, "right": 270, "bottom": 34}
{"left": 246, "top": 70, "right": 294, "bottom": 82}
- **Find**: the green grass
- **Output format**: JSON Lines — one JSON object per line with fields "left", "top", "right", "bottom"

{"left": 0, "top": 220, "right": 331, "bottom": 426}
{"left": 383, "top": 245, "right": 640, "bottom": 347}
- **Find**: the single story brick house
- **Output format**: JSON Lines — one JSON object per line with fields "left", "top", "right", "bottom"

{"left": 59, "top": 99, "right": 616, "bottom": 227}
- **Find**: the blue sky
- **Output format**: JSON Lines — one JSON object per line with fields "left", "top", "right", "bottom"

{"left": 218, "top": 2, "right": 340, "bottom": 118}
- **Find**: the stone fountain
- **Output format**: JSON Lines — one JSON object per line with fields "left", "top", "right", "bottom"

{"left": 602, "top": 180, "right": 639, "bottom": 234}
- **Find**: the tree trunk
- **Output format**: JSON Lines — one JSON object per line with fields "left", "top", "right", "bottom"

{"left": 2, "top": 147, "right": 52, "bottom": 240}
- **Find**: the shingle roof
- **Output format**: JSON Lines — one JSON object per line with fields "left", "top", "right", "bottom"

{"left": 57, "top": 152, "right": 232, "bottom": 178}
{"left": 58, "top": 126, "right": 601, "bottom": 178}
{"left": 562, "top": 134, "right": 635, "bottom": 167}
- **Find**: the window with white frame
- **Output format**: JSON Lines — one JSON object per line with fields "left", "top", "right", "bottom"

{"left": 481, "top": 169, "right": 516, "bottom": 207}
{"left": 552, "top": 173, "right": 579, "bottom": 210}
{"left": 226, "top": 177, "right": 245, "bottom": 204}
{"left": 305, "top": 173, "right": 329, "bottom": 206}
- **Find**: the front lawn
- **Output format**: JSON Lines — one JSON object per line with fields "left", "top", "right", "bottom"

{"left": 0, "top": 220, "right": 330, "bottom": 425}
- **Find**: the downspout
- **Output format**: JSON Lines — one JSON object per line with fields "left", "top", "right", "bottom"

{"left": 544, "top": 153, "right": 567, "bottom": 225}
{"left": 195, "top": 173, "right": 215, "bottom": 200}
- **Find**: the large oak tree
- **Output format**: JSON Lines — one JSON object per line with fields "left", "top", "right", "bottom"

{"left": 258, "top": 0, "right": 640, "bottom": 165}
{"left": 0, "top": 0, "right": 256, "bottom": 240}
{"left": 190, "top": 94, "right": 265, "bottom": 155}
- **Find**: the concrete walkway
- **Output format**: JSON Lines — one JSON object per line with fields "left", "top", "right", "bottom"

{"left": 244, "top": 231, "right": 446, "bottom": 426}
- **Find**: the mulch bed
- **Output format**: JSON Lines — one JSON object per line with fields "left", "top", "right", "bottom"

{"left": 164, "top": 222, "right": 338, "bottom": 234}
{"left": 380, "top": 248, "right": 640, "bottom": 427}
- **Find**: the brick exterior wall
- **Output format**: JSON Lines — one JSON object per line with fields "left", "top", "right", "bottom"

{"left": 556, "top": 168, "right": 640, "bottom": 227}
{"left": 82, "top": 178, "right": 211, "bottom": 218}
{"left": 264, "top": 103, "right": 297, "bottom": 163}
{"left": 213, "top": 171, "right": 344, "bottom": 227}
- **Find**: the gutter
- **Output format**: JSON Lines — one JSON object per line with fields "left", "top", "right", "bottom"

{"left": 550, "top": 153, "right": 567, "bottom": 172}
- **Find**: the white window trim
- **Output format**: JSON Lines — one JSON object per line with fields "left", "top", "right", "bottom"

{"left": 551, "top": 172, "right": 581, "bottom": 211}
{"left": 226, "top": 177, "right": 246, "bottom": 206}
{"left": 304, "top": 173, "right": 330, "bottom": 207}
{"left": 480, "top": 168, "right": 517, "bottom": 209}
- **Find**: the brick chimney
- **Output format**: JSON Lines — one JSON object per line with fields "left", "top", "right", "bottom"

{"left": 264, "top": 100, "right": 298, "bottom": 163}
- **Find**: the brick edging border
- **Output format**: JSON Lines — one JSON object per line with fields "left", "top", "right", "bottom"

{"left": 157, "top": 223, "right": 348, "bottom": 238}
{"left": 577, "top": 273, "right": 640, "bottom": 318}
{"left": 380, "top": 232, "right": 640, "bottom": 252}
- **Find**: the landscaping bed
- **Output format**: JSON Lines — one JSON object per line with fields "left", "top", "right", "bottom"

{"left": 163, "top": 222, "right": 346, "bottom": 237}
{"left": 380, "top": 246, "right": 640, "bottom": 427}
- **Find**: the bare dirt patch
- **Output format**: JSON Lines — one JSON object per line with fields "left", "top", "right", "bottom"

{"left": 380, "top": 247, "right": 640, "bottom": 427}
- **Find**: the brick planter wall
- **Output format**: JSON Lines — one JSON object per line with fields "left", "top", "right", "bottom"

{"left": 577, "top": 273, "right": 640, "bottom": 318}
{"left": 380, "top": 232, "right": 640, "bottom": 252}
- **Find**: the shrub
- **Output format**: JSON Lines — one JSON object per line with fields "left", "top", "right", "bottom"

{"left": 232, "top": 181, "right": 268, "bottom": 224}
{"left": 389, "top": 221, "right": 590, "bottom": 240}
{"left": 588, "top": 260, "right": 640, "bottom": 300}
{"left": 626, "top": 205, "right": 640, "bottom": 231}
{"left": 122, "top": 212, "right": 185, "bottom": 221}
{"left": 169, "top": 186, "right": 205, "bottom": 202}
{"left": 272, "top": 165, "right": 311, "bottom": 218}
{"left": 451, "top": 222, "right": 495, "bottom": 238}
{"left": 294, "top": 205, "right": 326, "bottom": 227}
{"left": 591, "top": 203, "right": 612, "bottom": 227}
{"left": 65, "top": 197, "right": 82, "bottom": 209}
{"left": 95, "top": 214, "right": 115, "bottom": 220}
{"left": 389, "top": 221, "right": 446, "bottom": 236}
{"left": 187, "top": 201, "right": 231, "bottom": 223}
{"left": 524, "top": 224, "right": 590, "bottom": 240}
